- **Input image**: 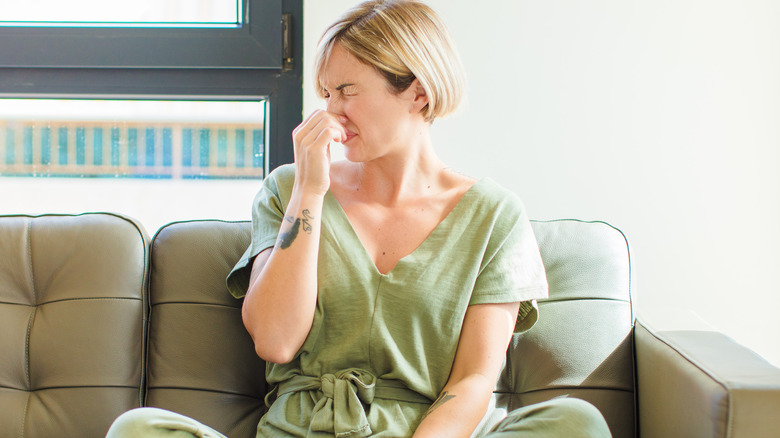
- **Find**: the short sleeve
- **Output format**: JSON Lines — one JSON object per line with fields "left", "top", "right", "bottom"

{"left": 225, "top": 165, "right": 295, "bottom": 298}
{"left": 468, "top": 193, "right": 548, "bottom": 332}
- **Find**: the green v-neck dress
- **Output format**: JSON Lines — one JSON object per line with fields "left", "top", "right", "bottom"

{"left": 226, "top": 164, "right": 548, "bottom": 438}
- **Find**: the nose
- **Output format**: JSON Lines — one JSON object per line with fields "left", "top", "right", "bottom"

{"left": 326, "top": 101, "right": 348, "bottom": 128}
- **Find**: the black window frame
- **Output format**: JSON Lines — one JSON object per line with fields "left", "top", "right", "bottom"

{"left": 0, "top": 0, "right": 301, "bottom": 171}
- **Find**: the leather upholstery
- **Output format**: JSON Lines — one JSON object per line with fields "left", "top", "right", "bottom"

{"left": 145, "top": 220, "right": 266, "bottom": 437}
{"left": 636, "top": 322, "right": 780, "bottom": 438}
{"left": 498, "top": 220, "right": 635, "bottom": 437}
{"left": 2, "top": 213, "right": 778, "bottom": 438}
{"left": 142, "top": 218, "right": 635, "bottom": 438}
{"left": 0, "top": 213, "right": 147, "bottom": 437}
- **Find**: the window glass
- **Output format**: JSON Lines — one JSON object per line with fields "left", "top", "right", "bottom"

{"left": 0, "top": 0, "right": 241, "bottom": 26}
{"left": 0, "top": 99, "right": 266, "bottom": 179}
{"left": 0, "top": 0, "right": 299, "bottom": 230}
{"left": 0, "top": 0, "right": 284, "bottom": 68}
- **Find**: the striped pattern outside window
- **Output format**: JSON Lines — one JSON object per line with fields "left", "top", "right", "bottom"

{"left": 0, "top": 121, "right": 265, "bottom": 179}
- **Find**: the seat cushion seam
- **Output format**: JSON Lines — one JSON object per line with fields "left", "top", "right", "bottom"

{"left": 24, "top": 219, "right": 35, "bottom": 390}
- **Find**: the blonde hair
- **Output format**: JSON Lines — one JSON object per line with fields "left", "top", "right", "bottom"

{"left": 314, "top": 0, "right": 466, "bottom": 122}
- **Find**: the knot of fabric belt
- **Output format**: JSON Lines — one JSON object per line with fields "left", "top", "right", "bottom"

{"left": 308, "top": 368, "right": 376, "bottom": 438}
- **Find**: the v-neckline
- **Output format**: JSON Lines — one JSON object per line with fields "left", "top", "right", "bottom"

{"left": 325, "top": 178, "right": 487, "bottom": 277}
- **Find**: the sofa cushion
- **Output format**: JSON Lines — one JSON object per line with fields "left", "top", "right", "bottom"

{"left": 0, "top": 213, "right": 148, "bottom": 437}
{"left": 495, "top": 220, "right": 635, "bottom": 438}
{"left": 145, "top": 220, "right": 266, "bottom": 437}
{"left": 145, "top": 218, "right": 635, "bottom": 438}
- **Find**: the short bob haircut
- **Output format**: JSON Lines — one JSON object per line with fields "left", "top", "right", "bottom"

{"left": 314, "top": 0, "right": 466, "bottom": 123}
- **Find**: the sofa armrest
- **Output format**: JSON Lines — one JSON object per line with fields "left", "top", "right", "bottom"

{"left": 635, "top": 320, "right": 780, "bottom": 438}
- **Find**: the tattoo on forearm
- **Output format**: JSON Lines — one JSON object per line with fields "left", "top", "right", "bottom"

{"left": 301, "top": 209, "right": 313, "bottom": 233}
{"left": 277, "top": 217, "right": 300, "bottom": 249}
{"left": 276, "top": 209, "right": 314, "bottom": 250}
{"left": 420, "top": 391, "right": 456, "bottom": 421}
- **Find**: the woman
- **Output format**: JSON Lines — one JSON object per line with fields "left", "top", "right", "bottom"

{"left": 108, "top": 1, "right": 611, "bottom": 437}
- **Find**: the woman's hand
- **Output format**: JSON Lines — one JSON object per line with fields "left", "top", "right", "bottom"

{"left": 292, "top": 109, "right": 347, "bottom": 196}
{"left": 241, "top": 109, "right": 345, "bottom": 364}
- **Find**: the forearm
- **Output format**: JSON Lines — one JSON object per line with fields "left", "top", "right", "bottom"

{"left": 242, "top": 188, "right": 324, "bottom": 363}
{"left": 414, "top": 302, "right": 519, "bottom": 437}
{"left": 413, "top": 374, "right": 494, "bottom": 438}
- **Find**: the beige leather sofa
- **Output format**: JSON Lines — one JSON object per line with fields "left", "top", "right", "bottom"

{"left": 1, "top": 213, "right": 778, "bottom": 438}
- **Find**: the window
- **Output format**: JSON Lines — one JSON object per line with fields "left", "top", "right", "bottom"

{"left": 0, "top": 99, "right": 266, "bottom": 179}
{"left": 0, "top": 0, "right": 284, "bottom": 69}
{"left": 2, "top": 1, "right": 241, "bottom": 26}
{"left": 0, "top": 0, "right": 301, "bottom": 229}
{"left": 0, "top": 0, "right": 301, "bottom": 171}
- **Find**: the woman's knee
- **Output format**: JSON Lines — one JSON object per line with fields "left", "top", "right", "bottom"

{"left": 106, "top": 407, "right": 215, "bottom": 438}
{"left": 106, "top": 408, "right": 164, "bottom": 437}
{"left": 490, "top": 397, "right": 611, "bottom": 437}
{"left": 544, "top": 398, "right": 610, "bottom": 433}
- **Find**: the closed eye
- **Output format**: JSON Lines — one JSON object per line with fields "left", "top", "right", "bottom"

{"left": 336, "top": 83, "right": 356, "bottom": 95}
{"left": 320, "top": 83, "right": 356, "bottom": 100}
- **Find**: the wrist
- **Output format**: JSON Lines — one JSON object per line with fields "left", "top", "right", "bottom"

{"left": 293, "top": 176, "right": 330, "bottom": 199}
{"left": 289, "top": 185, "right": 327, "bottom": 207}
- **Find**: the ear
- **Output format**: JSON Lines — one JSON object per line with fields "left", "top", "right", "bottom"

{"left": 408, "top": 79, "right": 429, "bottom": 114}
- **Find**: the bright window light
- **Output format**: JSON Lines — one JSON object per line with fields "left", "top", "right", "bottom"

{"left": 0, "top": 99, "right": 266, "bottom": 179}
{"left": 0, "top": 0, "right": 242, "bottom": 26}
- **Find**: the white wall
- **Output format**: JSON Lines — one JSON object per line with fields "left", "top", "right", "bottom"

{"left": 304, "top": 0, "right": 780, "bottom": 365}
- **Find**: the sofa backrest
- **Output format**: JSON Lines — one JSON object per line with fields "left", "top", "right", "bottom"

{"left": 145, "top": 220, "right": 266, "bottom": 437}
{"left": 0, "top": 214, "right": 634, "bottom": 437}
{"left": 145, "top": 218, "right": 635, "bottom": 438}
{"left": 503, "top": 220, "right": 635, "bottom": 437}
{"left": 0, "top": 213, "right": 148, "bottom": 438}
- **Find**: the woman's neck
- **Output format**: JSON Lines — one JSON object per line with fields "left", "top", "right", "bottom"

{"left": 335, "top": 140, "right": 450, "bottom": 207}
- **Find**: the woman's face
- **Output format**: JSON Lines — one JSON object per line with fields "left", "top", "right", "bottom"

{"left": 320, "top": 44, "right": 425, "bottom": 163}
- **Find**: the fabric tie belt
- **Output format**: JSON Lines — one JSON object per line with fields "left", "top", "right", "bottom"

{"left": 273, "top": 368, "right": 431, "bottom": 438}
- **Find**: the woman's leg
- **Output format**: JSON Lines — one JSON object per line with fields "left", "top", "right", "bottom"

{"left": 484, "top": 398, "right": 612, "bottom": 438}
{"left": 106, "top": 407, "right": 227, "bottom": 438}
